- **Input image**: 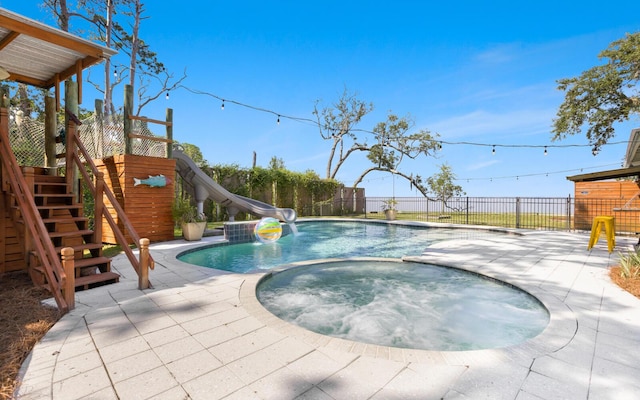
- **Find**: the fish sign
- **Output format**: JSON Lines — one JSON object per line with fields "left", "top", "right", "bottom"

{"left": 133, "top": 174, "right": 171, "bottom": 187}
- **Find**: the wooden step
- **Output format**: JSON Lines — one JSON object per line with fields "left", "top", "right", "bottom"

{"left": 48, "top": 229, "right": 94, "bottom": 239}
{"left": 30, "top": 265, "right": 120, "bottom": 290}
{"left": 33, "top": 194, "right": 74, "bottom": 207}
{"left": 72, "top": 256, "right": 111, "bottom": 269}
{"left": 29, "top": 254, "right": 110, "bottom": 269}
{"left": 34, "top": 193, "right": 74, "bottom": 200}
{"left": 33, "top": 266, "right": 120, "bottom": 290}
{"left": 37, "top": 204, "right": 83, "bottom": 211}
{"left": 75, "top": 271, "right": 120, "bottom": 290}
{"left": 33, "top": 174, "right": 65, "bottom": 183}
{"left": 53, "top": 242, "right": 103, "bottom": 254}
{"left": 42, "top": 216, "right": 89, "bottom": 224}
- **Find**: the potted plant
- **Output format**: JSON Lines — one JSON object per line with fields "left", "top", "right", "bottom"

{"left": 172, "top": 197, "right": 207, "bottom": 241}
{"left": 381, "top": 198, "right": 398, "bottom": 221}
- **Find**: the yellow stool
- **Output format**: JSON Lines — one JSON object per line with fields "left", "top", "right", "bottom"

{"left": 587, "top": 216, "right": 615, "bottom": 253}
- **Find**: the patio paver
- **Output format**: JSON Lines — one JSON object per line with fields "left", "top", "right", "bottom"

{"left": 15, "top": 221, "right": 640, "bottom": 399}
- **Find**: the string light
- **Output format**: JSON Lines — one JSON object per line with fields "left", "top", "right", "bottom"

{"left": 175, "top": 85, "right": 631, "bottom": 151}
{"left": 544, "top": 146, "right": 548, "bottom": 156}
{"left": 456, "top": 162, "right": 620, "bottom": 183}
{"left": 277, "top": 115, "right": 280, "bottom": 125}
{"left": 113, "top": 68, "right": 117, "bottom": 78}
{"left": 165, "top": 91, "right": 169, "bottom": 100}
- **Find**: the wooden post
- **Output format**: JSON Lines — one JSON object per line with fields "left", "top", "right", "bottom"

{"left": 124, "top": 84, "right": 133, "bottom": 154}
{"left": 61, "top": 247, "right": 75, "bottom": 310}
{"left": 94, "top": 171, "right": 104, "bottom": 244}
{"left": 95, "top": 99, "right": 104, "bottom": 158}
{"left": 64, "top": 79, "right": 79, "bottom": 197}
{"left": 0, "top": 88, "right": 8, "bottom": 193}
{"left": 166, "top": 108, "right": 173, "bottom": 158}
{"left": 138, "top": 238, "right": 150, "bottom": 289}
{"left": 44, "top": 95, "right": 57, "bottom": 175}
{"left": 22, "top": 167, "right": 35, "bottom": 263}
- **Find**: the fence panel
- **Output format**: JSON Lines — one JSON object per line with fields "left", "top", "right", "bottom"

{"left": 363, "top": 196, "right": 640, "bottom": 236}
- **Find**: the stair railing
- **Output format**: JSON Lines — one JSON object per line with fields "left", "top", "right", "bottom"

{"left": 65, "top": 116, "right": 155, "bottom": 278}
{"left": 0, "top": 107, "right": 69, "bottom": 313}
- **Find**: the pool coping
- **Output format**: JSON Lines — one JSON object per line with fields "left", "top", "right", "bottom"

{"left": 239, "top": 256, "right": 576, "bottom": 366}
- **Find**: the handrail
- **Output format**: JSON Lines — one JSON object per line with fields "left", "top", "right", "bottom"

{"left": 129, "top": 115, "right": 173, "bottom": 126}
{"left": 70, "top": 133, "right": 155, "bottom": 275}
{"left": 0, "top": 109, "right": 68, "bottom": 313}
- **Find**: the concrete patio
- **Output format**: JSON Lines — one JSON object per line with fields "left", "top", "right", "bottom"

{"left": 15, "top": 222, "right": 640, "bottom": 399}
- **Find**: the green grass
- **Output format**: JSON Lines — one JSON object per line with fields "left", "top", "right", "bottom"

{"left": 357, "top": 211, "right": 572, "bottom": 230}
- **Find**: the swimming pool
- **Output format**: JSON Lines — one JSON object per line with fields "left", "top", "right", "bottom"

{"left": 177, "top": 220, "right": 511, "bottom": 273}
{"left": 256, "top": 259, "right": 550, "bottom": 351}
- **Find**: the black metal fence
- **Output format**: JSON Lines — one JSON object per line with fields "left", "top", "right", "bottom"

{"left": 331, "top": 196, "right": 640, "bottom": 236}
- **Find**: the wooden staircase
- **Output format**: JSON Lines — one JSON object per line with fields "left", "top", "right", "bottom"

{"left": 18, "top": 170, "right": 119, "bottom": 290}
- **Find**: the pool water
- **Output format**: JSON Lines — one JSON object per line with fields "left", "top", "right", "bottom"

{"left": 178, "top": 220, "right": 507, "bottom": 273}
{"left": 257, "top": 260, "right": 550, "bottom": 351}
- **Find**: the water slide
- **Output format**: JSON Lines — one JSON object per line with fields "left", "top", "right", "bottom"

{"left": 172, "top": 149, "right": 297, "bottom": 223}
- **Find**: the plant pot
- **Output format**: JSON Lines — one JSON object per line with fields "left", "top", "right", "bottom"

{"left": 384, "top": 209, "right": 397, "bottom": 221}
{"left": 182, "top": 221, "right": 207, "bottom": 241}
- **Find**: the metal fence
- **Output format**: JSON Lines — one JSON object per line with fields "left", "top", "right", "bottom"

{"left": 357, "top": 196, "right": 640, "bottom": 236}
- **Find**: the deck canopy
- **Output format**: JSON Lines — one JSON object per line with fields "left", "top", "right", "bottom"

{"left": 0, "top": 7, "right": 116, "bottom": 105}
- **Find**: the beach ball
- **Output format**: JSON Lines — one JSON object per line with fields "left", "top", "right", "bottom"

{"left": 254, "top": 217, "right": 282, "bottom": 243}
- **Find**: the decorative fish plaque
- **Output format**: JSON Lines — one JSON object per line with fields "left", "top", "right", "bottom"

{"left": 133, "top": 174, "right": 170, "bottom": 187}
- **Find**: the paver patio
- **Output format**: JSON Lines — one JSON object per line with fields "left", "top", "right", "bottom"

{"left": 15, "top": 221, "right": 640, "bottom": 399}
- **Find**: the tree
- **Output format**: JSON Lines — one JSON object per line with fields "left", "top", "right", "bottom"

{"left": 426, "top": 163, "right": 465, "bottom": 213}
{"left": 42, "top": 0, "right": 186, "bottom": 117}
{"left": 179, "top": 142, "right": 207, "bottom": 166}
{"left": 268, "top": 156, "right": 286, "bottom": 170}
{"left": 552, "top": 32, "right": 640, "bottom": 152}
{"left": 313, "top": 88, "right": 373, "bottom": 179}
{"left": 313, "top": 89, "right": 439, "bottom": 193}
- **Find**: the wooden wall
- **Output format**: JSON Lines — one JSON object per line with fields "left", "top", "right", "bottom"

{"left": 574, "top": 181, "right": 640, "bottom": 233}
{"left": 96, "top": 154, "right": 176, "bottom": 244}
{"left": 0, "top": 198, "right": 25, "bottom": 273}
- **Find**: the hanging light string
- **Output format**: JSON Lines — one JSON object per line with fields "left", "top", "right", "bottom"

{"left": 346, "top": 162, "right": 623, "bottom": 186}
{"left": 174, "top": 85, "right": 632, "bottom": 151}
{"left": 457, "top": 162, "right": 622, "bottom": 182}
{"left": 178, "top": 85, "right": 318, "bottom": 127}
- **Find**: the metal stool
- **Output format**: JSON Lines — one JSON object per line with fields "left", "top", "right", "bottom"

{"left": 587, "top": 216, "right": 615, "bottom": 253}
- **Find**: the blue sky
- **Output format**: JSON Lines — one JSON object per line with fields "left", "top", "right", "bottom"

{"left": 5, "top": 1, "right": 640, "bottom": 197}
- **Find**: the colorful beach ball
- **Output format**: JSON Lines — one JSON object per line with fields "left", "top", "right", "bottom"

{"left": 254, "top": 217, "right": 282, "bottom": 243}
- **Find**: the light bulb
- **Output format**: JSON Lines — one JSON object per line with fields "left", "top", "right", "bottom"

{"left": 544, "top": 146, "right": 548, "bottom": 156}
{"left": 492, "top": 145, "right": 496, "bottom": 155}
{"left": 277, "top": 115, "right": 280, "bottom": 125}
{"left": 221, "top": 100, "right": 225, "bottom": 110}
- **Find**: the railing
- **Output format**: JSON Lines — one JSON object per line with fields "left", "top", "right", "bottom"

{"left": 0, "top": 107, "right": 69, "bottom": 313}
{"left": 66, "top": 117, "right": 155, "bottom": 277}
{"left": 361, "top": 196, "right": 640, "bottom": 235}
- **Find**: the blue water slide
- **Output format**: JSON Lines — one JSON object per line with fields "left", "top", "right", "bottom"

{"left": 172, "top": 149, "right": 297, "bottom": 223}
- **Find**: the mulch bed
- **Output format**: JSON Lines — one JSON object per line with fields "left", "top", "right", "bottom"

{"left": 609, "top": 266, "right": 640, "bottom": 299}
{"left": 0, "top": 272, "right": 60, "bottom": 400}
